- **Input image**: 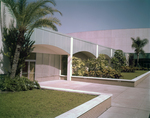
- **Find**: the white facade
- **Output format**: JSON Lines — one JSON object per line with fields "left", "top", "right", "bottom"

{"left": 68, "top": 28, "right": 150, "bottom": 53}
{"left": 30, "top": 28, "right": 116, "bottom": 81}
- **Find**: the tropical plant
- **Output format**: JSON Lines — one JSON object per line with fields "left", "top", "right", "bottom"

{"left": 72, "top": 54, "right": 122, "bottom": 78}
{"left": 2, "top": 26, "right": 35, "bottom": 75}
{"left": 0, "top": 76, "right": 40, "bottom": 92}
{"left": 84, "top": 67, "right": 122, "bottom": 79}
{"left": 131, "top": 37, "right": 148, "bottom": 67}
{"left": 121, "top": 66, "right": 135, "bottom": 72}
{"left": 1, "top": 0, "right": 62, "bottom": 78}
{"left": 111, "top": 50, "right": 126, "bottom": 70}
{"left": 72, "top": 56, "right": 86, "bottom": 76}
{"left": 85, "top": 54, "right": 108, "bottom": 71}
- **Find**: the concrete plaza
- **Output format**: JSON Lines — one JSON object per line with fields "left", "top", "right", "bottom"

{"left": 39, "top": 75, "right": 150, "bottom": 118}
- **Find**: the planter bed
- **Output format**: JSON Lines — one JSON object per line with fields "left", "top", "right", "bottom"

{"left": 60, "top": 71, "right": 150, "bottom": 87}
{"left": 40, "top": 86, "right": 112, "bottom": 118}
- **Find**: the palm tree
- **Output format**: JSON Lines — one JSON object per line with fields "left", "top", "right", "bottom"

{"left": 1, "top": 0, "right": 62, "bottom": 78}
{"left": 131, "top": 37, "right": 148, "bottom": 67}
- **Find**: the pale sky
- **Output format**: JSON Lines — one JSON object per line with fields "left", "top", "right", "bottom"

{"left": 28, "top": 0, "right": 150, "bottom": 34}
{"left": 54, "top": 0, "right": 150, "bottom": 33}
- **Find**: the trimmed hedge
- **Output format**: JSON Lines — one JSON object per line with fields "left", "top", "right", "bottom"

{"left": 0, "top": 76, "right": 40, "bottom": 92}
{"left": 121, "top": 66, "right": 149, "bottom": 73}
{"left": 121, "top": 66, "right": 135, "bottom": 72}
{"left": 134, "top": 67, "right": 149, "bottom": 70}
{"left": 84, "top": 68, "right": 122, "bottom": 79}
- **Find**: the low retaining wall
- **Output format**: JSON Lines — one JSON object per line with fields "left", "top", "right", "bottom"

{"left": 133, "top": 71, "right": 150, "bottom": 86}
{"left": 56, "top": 94, "right": 111, "bottom": 118}
{"left": 60, "top": 71, "right": 150, "bottom": 87}
{"left": 40, "top": 86, "right": 112, "bottom": 118}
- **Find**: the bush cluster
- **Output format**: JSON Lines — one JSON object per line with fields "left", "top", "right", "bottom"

{"left": 134, "top": 67, "right": 149, "bottom": 70}
{"left": 72, "top": 57, "right": 86, "bottom": 76}
{"left": 0, "top": 76, "right": 40, "bottom": 92}
{"left": 84, "top": 67, "right": 122, "bottom": 79}
{"left": 111, "top": 50, "right": 127, "bottom": 70}
{"left": 121, "top": 66, "right": 135, "bottom": 72}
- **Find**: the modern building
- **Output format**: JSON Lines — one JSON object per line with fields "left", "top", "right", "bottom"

{"left": 68, "top": 28, "right": 150, "bottom": 68}
{"left": 0, "top": 2, "right": 149, "bottom": 82}
{"left": 68, "top": 28, "right": 150, "bottom": 54}
{"left": 22, "top": 28, "right": 117, "bottom": 82}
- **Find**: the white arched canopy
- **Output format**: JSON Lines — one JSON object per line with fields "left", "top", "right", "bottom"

{"left": 73, "top": 51, "right": 96, "bottom": 60}
{"left": 32, "top": 44, "right": 69, "bottom": 55}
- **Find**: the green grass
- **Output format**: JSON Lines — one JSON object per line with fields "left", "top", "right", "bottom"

{"left": 0, "top": 89, "right": 96, "bottom": 118}
{"left": 120, "top": 70, "right": 148, "bottom": 80}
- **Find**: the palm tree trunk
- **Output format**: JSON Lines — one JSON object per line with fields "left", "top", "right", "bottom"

{"left": 137, "top": 53, "right": 139, "bottom": 67}
{"left": 10, "top": 45, "right": 21, "bottom": 79}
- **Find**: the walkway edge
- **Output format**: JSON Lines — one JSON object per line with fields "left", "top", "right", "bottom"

{"left": 40, "top": 86, "right": 112, "bottom": 118}
{"left": 61, "top": 71, "right": 150, "bottom": 87}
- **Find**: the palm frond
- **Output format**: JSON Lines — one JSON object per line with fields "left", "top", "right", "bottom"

{"left": 141, "top": 38, "right": 149, "bottom": 47}
{"left": 140, "top": 49, "right": 145, "bottom": 57}
{"left": 28, "top": 17, "right": 61, "bottom": 33}
{"left": 1, "top": 0, "right": 62, "bottom": 34}
{"left": 24, "top": 0, "right": 56, "bottom": 24}
{"left": 41, "top": 5, "right": 62, "bottom": 16}
{"left": 24, "top": 6, "right": 58, "bottom": 25}
{"left": 17, "top": 0, "right": 26, "bottom": 15}
{"left": 131, "top": 37, "right": 148, "bottom": 56}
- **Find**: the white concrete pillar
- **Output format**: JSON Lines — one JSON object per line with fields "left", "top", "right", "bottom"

{"left": 67, "top": 37, "right": 73, "bottom": 81}
{"left": 0, "top": 19, "right": 3, "bottom": 74}
{"left": 110, "top": 49, "right": 113, "bottom": 58}
{"left": 96, "top": 45, "right": 99, "bottom": 58}
{"left": 0, "top": 2, "right": 3, "bottom": 74}
{"left": 59, "top": 55, "right": 61, "bottom": 80}
{"left": 125, "top": 53, "right": 129, "bottom": 66}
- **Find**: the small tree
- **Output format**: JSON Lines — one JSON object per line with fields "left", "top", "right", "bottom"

{"left": 1, "top": 0, "right": 62, "bottom": 78}
{"left": 2, "top": 27, "right": 35, "bottom": 75}
{"left": 111, "top": 50, "right": 126, "bottom": 70}
{"left": 131, "top": 37, "right": 148, "bottom": 67}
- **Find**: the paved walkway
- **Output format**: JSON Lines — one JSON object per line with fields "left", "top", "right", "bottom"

{"left": 39, "top": 75, "right": 150, "bottom": 118}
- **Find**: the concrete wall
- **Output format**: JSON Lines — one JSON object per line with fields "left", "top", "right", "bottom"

{"left": 35, "top": 53, "right": 60, "bottom": 82}
{"left": 0, "top": 2, "right": 15, "bottom": 74}
{"left": 68, "top": 28, "right": 150, "bottom": 53}
{"left": 60, "top": 71, "right": 150, "bottom": 87}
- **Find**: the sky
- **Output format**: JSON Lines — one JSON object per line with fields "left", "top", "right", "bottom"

{"left": 53, "top": 0, "right": 150, "bottom": 34}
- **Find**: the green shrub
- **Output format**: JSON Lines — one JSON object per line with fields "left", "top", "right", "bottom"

{"left": 101, "top": 67, "right": 122, "bottom": 79}
{"left": 141, "top": 67, "right": 148, "bottom": 70}
{"left": 95, "top": 70, "right": 103, "bottom": 77}
{"left": 72, "top": 56, "right": 86, "bottom": 76}
{"left": 84, "top": 67, "right": 122, "bottom": 79}
{"left": 133, "top": 67, "right": 148, "bottom": 70}
{"left": 85, "top": 54, "right": 108, "bottom": 72}
{"left": 34, "top": 81, "right": 41, "bottom": 89}
{"left": 0, "top": 76, "right": 40, "bottom": 92}
{"left": 134, "top": 67, "right": 140, "bottom": 70}
{"left": 121, "top": 66, "right": 135, "bottom": 72}
{"left": 111, "top": 50, "right": 127, "bottom": 70}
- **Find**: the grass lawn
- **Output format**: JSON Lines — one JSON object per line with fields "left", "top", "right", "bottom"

{"left": 120, "top": 70, "right": 148, "bottom": 80}
{"left": 0, "top": 89, "right": 96, "bottom": 118}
